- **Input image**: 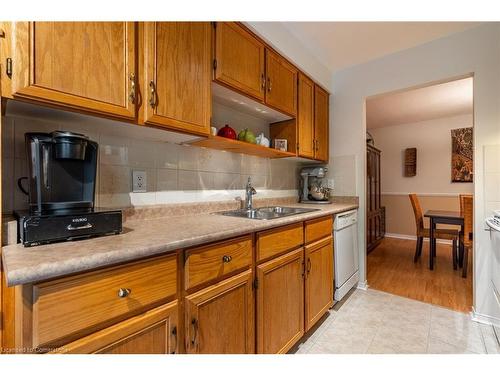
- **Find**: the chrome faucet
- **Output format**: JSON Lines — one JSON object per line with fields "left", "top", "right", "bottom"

{"left": 245, "top": 177, "right": 257, "bottom": 210}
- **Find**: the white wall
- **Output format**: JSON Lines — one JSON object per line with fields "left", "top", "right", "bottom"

{"left": 370, "top": 114, "right": 474, "bottom": 195}
{"left": 331, "top": 24, "right": 500, "bottom": 323}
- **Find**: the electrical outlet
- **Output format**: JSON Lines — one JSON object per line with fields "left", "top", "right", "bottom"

{"left": 132, "top": 170, "right": 147, "bottom": 193}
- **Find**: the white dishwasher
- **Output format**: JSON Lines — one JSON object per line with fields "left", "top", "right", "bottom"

{"left": 334, "top": 209, "right": 359, "bottom": 301}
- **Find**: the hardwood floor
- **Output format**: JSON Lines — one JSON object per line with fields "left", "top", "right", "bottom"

{"left": 367, "top": 237, "right": 472, "bottom": 313}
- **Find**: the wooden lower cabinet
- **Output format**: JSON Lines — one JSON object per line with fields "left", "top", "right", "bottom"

{"left": 185, "top": 270, "right": 254, "bottom": 354}
{"left": 32, "top": 253, "right": 177, "bottom": 348}
{"left": 2, "top": 215, "right": 339, "bottom": 355}
{"left": 256, "top": 248, "right": 304, "bottom": 354}
{"left": 57, "top": 301, "right": 178, "bottom": 354}
{"left": 305, "top": 236, "right": 334, "bottom": 331}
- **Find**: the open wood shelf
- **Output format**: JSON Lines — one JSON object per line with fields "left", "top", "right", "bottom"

{"left": 189, "top": 135, "right": 297, "bottom": 159}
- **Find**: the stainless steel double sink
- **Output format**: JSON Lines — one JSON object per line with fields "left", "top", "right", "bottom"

{"left": 217, "top": 206, "right": 320, "bottom": 220}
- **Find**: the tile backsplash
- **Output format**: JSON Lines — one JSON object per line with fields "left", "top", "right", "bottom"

{"left": 1, "top": 105, "right": 304, "bottom": 213}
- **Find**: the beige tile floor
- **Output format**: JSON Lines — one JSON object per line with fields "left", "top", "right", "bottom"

{"left": 293, "top": 288, "right": 500, "bottom": 354}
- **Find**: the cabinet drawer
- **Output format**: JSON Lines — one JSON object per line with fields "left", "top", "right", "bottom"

{"left": 305, "top": 216, "right": 333, "bottom": 244}
{"left": 33, "top": 254, "right": 178, "bottom": 348}
{"left": 185, "top": 235, "right": 252, "bottom": 290}
{"left": 256, "top": 223, "right": 303, "bottom": 262}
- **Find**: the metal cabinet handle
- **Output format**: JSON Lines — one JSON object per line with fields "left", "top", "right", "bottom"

{"left": 67, "top": 223, "right": 93, "bottom": 231}
{"left": 191, "top": 318, "right": 198, "bottom": 346}
{"left": 117, "top": 288, "right": 131, "bottom": 298}
{"left": 6, "top": 57, "right": 12, "bottom": 78}
{"left": 129, "top": 73, "right": 136, "bottom": 104}
{"left": 307, "top": 258, "right": 312, "bottom": 274}
{"left": 149, "top": 80, "right": 157, "bottom": 108}
{"left": 170, "top": 326, "right": 177, "bottom": 354}
{"left": 222, "top": 255, "right": 232, "bottom": 263}
{"left": 261, "top": 73, "right": 266, "bottom": 91}
{"left": 267, "top": 77, "right": 272, "bottom": 92}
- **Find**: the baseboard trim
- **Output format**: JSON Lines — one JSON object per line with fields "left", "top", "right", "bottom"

{"left": 471, "top": 307, "right": 500, "bottom": 328}
{"left": 385, "top": 232, "right": 453, "bottom": 245}
{"left": 357, "top": 281, "right": 368, "bottom": 290}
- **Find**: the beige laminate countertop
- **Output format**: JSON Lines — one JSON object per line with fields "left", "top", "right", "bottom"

{"left": 1, "top": 203, "right": 358, "bottom": 286}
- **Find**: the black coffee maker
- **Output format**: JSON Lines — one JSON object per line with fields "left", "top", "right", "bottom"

{"left": 15, "top": 131, "right": 122, "bottom": 247}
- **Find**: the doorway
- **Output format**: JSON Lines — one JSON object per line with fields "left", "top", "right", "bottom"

{"left": 364, "top": 75, "right": 474, "bottom": 312}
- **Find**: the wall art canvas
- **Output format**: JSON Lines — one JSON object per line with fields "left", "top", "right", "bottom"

{"left": 451, "top": 127, "right": 473, "bottom": 183}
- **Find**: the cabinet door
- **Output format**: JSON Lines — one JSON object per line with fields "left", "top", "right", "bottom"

{"left": 10, "top": 22, "right": 136, "bottom": 119}
{"left": 297, "top": 73, "right": 315, "bottom": 158}
{"left": 214, "top": 22, "right": 265, "bottom": 101}
{"left": 256, "top": 248, "right": 304, "bottom": 354}
{"left": 305, "top": 236, "right": 333, "bottom": 331}
{"left": 185, "top": 270, "right": 254, "bottom": 354}
{"left": 314, "top": 85, "right": 329, "bottom": 161}
{"left": 265, "top": 49, "right": 298, "bottom": 116}
{"left": 143, "top": 22, "right": 211, "bottom": 136}
{"left": 58, "top": 302, "right": 179, "bottom": 354}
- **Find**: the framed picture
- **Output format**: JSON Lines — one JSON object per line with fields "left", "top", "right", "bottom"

{"left": 274, "top": 139, "right": 288, "bottom": 152}
{"left": 451, "top": 127, "right": 473, "bottom": 183}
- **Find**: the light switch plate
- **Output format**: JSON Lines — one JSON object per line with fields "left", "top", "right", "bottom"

{"left": 132, "top": 170, "right": 147, "bottom": 193}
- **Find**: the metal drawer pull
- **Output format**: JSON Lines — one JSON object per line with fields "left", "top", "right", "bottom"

{"left": 191, "top": 318, "right": 198, "bottom": 345}
{"left": 129, "top": 73, "right": 136, "bottom": 103}
{"left": 117, "top": 288, "right": 131, "bottom": 298}
{"left": 171, "top": 326, "right": 177, "bottom": 354}
{"left": 307, "top": 258, "right": 312, "bottom": 273}
{"left": 222, "top": 255, "right": 232, "bottom": 263}
{"left": 149, "top": 80, "right": 157, "bottom": 108}
{"left": 66, "top": 223, "right": 93, "bottom": 231}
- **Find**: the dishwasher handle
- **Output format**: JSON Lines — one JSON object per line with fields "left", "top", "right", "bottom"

{"left": 334, "top": 210, "right": 358, "bottom": 230}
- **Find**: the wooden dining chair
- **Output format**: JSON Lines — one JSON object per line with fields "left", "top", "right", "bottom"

{"left": 459, "top": 194, "right": 473, "bottom": 216}
{"left": 459, "top": 195, "right": 473, "bottom": 278}
{"left": 409, "top": 194, "right": 460, "bottom": 268}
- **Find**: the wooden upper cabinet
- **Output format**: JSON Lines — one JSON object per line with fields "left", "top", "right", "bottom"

{"left": 305, "top": 237, "right": 333, "bottom": 331}
{"left": 256, "top": 248, "right": 304, "bottom": 354}
{"left": 10, "top": 22, "right": 136, "bottom": 119}
{"left": 297, "top": 73, "right": 315, "bottom": 158}
{"left": 185, "top": 270, "right": 254, "bottom": 354}
{"left": 214, "top": 22, "right": 265, "bottom": 101}
{"left": 314, "top": 85, "right": 329, "bottom": 162}
{"left": 142, "top": 22, "right": 211, "bottom": 136}
{"left": 265, "top": 49, "right": 298, "bottom": 116}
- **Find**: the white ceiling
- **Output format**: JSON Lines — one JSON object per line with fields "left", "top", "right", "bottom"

{"left": 281, "top": 22, "right": 482, "bottom": 73}
{"left": 366, "top": 77, "right": 473, "bottom": 129}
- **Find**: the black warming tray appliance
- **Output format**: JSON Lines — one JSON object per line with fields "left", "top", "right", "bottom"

{"left": 15, "top": 209, "right": 122, "bottom": 247}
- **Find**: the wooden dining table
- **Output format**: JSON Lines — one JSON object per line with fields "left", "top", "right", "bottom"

{"left": 424, "top": 210, "right": 464, "bottom": 270}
